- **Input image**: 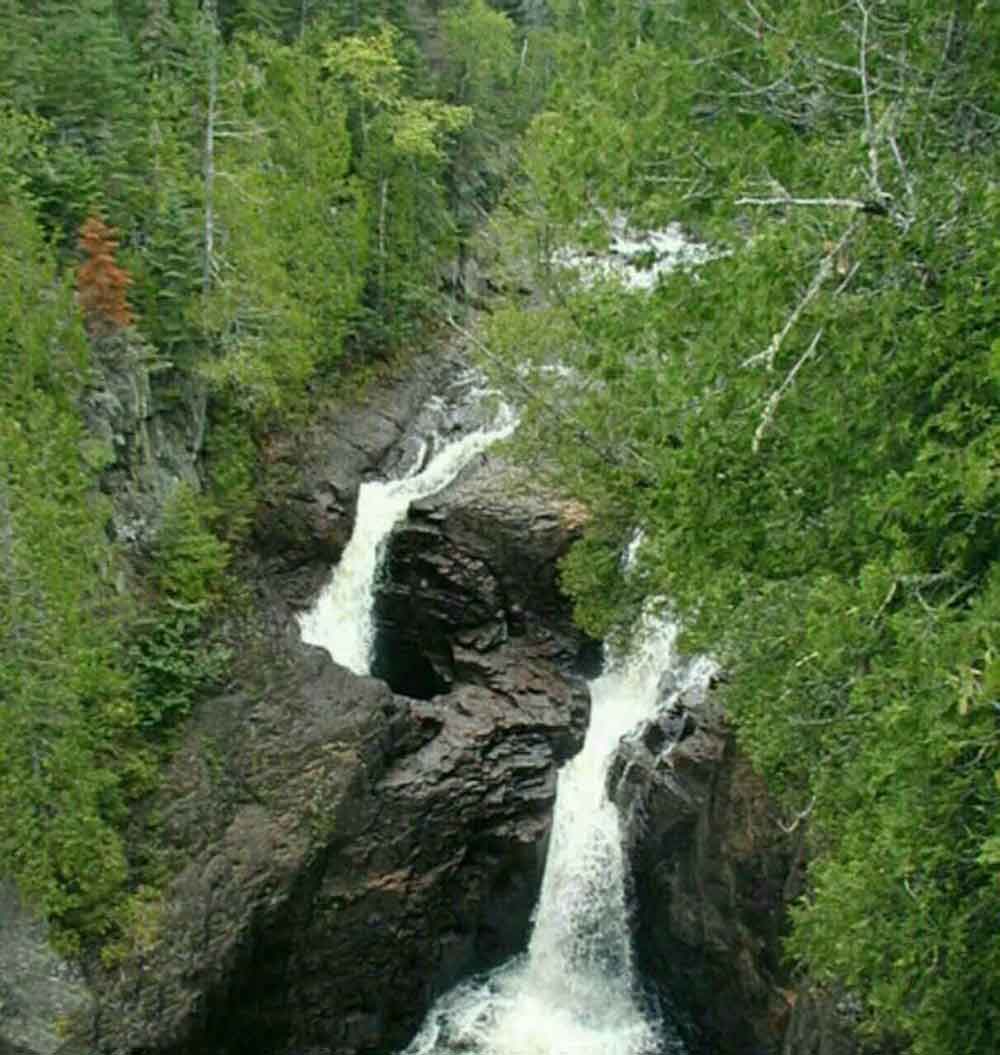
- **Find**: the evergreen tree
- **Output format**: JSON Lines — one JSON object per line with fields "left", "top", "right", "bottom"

{"left": 199, "top": 30, "right": 365, "bottom": 412}
{"left": 481, "top": 2, "right": 1000, "bottom": 1049}
{"left": 0, "top": 190, "right": 133, "bottom": 943}
{"left": 325, "top": 21, "right": 470, "bottom": 343}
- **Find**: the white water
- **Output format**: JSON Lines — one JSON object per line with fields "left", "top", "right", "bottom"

{"left": 554, "top": 213, "right": 711, "bottom": 291}
{"left": 298, "top": 401, "right": 517, "bottom": 674}
{"left": 403, "top": 619, "right": 707, "bottom": 1055}
{"left": 298, "top": 361, "right": 708, "bottom": 1053}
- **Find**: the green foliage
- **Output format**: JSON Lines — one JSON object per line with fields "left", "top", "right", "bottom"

{"left": 128, "top": 485, "right": 231, "bottom": 731}
{"left": 0, "top": 194, "right": 133, "bottom": 944}
{"left": 205, "top": 406, "right": 257, "bottom": 544}
{"left": 324, "top": 21, "right": 471, "bottom": 343}
{"left": 152, "top": 483, "right": 231, "bottom": 606}
{"left": 200, "top": 29, "right": 366, "bottom": 413}
{"left": 483, "top": 1, "right": 1000, "bottom": 1049}
{"left": 128, "top": 602, "right": 231, "bottom": 731}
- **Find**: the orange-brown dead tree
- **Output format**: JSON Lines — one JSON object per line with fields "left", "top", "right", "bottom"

{"left": 76, "top": 215, "right": 135, "bottom": 336}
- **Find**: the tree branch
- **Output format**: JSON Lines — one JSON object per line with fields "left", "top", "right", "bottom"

{"left": 887, "top": 133, "right": 916, "bottom": 221}
{"left": 202, "top": 0, "right": 219, "bottom": 297}
{"left": 855, "top": 0, "right": 888, "bottom": 203}
{"left": 777, "top": 795, "right": 816, "bottom": 835}
{"left": 753, "top": 326, "right": 824, "bottom": 453}
{"left": 742, "top": 217, "right": 860, "bottom": 371}
{"left": 736, "top": 195, "right": 886, "bottom": 213}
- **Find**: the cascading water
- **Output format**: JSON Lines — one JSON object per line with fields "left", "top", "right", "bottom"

{"left": 402, "top": 620, "right": 708, "bottom": 1055}
{"left": 297, "top": 350, "right": 709, "bottom": 1054}
{"left": 383, "top": 220, "right": 712, "bottom": 1052}
{"left": 298, "top": 398, "right": 517, "bottom": 674}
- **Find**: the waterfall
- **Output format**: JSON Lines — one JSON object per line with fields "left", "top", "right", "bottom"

{"left": 402, "top": 619, "right": 706, "bottom": 1055}
{"left": 297, "top": 366, "right": 706, "bottom": 1054}
{"left": 297, "top": 400, "right": 517, "bottom": 674}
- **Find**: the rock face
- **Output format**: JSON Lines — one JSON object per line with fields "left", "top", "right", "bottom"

{"left": 373, "top": 458, "right": 596, "bottom": 700}
{"left": 609, "top": 680, "right": 863, "bottom": 1055}
{"left": 253, "top": 348, "right": 475, "bottom": 604}
{"left": 76, "top": 356, "right": 592, "bottom": 1055}
{"left": 82, "top": 332, "right": 206, "bottom": 548}
{"left": 88, "top": 644, "right": 586, "bottom": 1055}
{"left": 0, "top": 884, "right": 94, "bottom": 1055}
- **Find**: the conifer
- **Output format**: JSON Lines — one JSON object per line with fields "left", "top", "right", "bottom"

{"left": 76, "top": 215, "right": 135, "bottom": 335}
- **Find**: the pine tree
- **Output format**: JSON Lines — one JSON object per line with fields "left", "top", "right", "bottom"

{"left": 76, "top": 215, "right": 135, "bottom": 335}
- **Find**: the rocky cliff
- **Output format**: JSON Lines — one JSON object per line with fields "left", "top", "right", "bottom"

{"left": 57, "top": 353, "right": 592, "bottom": 1055}
{"left": 88, "top": 644, "right": 586, "bottom": 1055}
{"left": 2, "top": 345, "right": 874, "bottom": 1055}
{"left": 609, "top": 675, "right": 870, "bottom": 1055}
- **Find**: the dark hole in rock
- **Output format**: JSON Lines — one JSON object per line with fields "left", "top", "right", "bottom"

{"left": 371, "top": 626, "right": 452, "bottom": 699}
{"left": 574, "top": 636, "right": 604, "bottom": 680}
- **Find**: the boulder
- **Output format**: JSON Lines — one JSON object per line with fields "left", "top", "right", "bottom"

{"left": 373, "top": 455, "right": 597, "bottom": 699}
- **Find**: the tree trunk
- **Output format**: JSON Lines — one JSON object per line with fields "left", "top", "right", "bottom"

{"left": 203, "top": 0, "right": 218, "bottom": 296}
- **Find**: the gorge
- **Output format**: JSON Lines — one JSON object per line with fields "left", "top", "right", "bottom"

{"left": 2, "top": 3, "right": 995, "bottom": 1053}
{"left": 0, "top": 350, "right": 859, "bottom": 1055}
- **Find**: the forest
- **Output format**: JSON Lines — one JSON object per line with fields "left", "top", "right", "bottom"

{"left": 1, "top": 1, "right": 997, "bottom": 1053}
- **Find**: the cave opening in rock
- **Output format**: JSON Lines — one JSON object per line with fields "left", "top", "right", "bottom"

{"left": 371, "top": 626, "right": 452, "bottom": 699}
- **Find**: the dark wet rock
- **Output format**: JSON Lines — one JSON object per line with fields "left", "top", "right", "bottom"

{"left": 252, "top": 353, "right": 451, "bottom": 600}
{"left": 84, "top": 638, "right": 586, "bottom": 1055}
{"left": 610, "top": 687, "right": 884, "bottom": 1055}
{"left": 252, "top": 350, "right": 501, "bottom": 607}
{"left": 780, "top": 988, "right": 866, "bottom": 1055}
{"left": 610, "top": 689, "right": 804, "bottom": 1055}
{"left": 373, "top": 456, "right": 595, "bottom": 699}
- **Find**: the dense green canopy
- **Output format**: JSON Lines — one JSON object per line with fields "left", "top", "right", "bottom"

{"left": 479, "top": 2, "right": 999, "bottom": 1050}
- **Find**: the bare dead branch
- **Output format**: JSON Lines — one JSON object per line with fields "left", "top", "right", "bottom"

{"left": 753, "top": 326, "right": 824, "bottom": 453}
{"left": 887, "top": 133, "right": 916, "bottom": 220}
{"left": 735, "top": 195, "right": 879, "bottom": 211}
{"left": 689, "top": 47, "right": 750, "bottom": 68}
{"left": 709, "top": 73, "right": 796, "bottom": 99}
{"left": 777, "top": 796, "right": 816, "bottom": 835}
{"left": 722, "top": 8, "right": 764, "bottom": 42}
{"left": 834, "top": 259, "right": 862, "bottom": 295}
{"left": 855, "top": 0, "right": 888, "bottom": 202}
{"left": 742, "top": 217, "right": 861, "bottom": 371}
{"left": 743, "top": 0, "right": 777, "bottom": 34}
